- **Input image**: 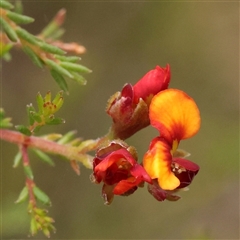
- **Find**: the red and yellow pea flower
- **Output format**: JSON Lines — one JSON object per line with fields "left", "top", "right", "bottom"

{"left": 92, "top": 65, "right": 201, "bottom": 204}
{"left": 143, "top": 89, "right": 201, "bottom": 196}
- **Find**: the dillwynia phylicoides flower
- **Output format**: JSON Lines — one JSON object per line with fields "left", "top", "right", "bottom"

{"left": 92, "top": 65, "right": 201, "bottom": 204}
{"left": 91, "top": 140, "right": 152, "bottom": 205}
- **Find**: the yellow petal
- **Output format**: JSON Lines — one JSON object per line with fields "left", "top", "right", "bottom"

{"left": 143, "top": 138, "right": 180, "bottom": 190}
{"left": 150, "top": 89, "right": 201, "bottom": 143}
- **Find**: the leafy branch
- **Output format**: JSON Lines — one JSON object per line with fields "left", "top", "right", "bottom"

{"left": 0, "top": 0, "right": 96, "bottom": 237}
{"left": 0, "top": 0, "right": 91, "bottom": 93}
{"left": 0, "top": 91, "right": 107, "bottom": 237}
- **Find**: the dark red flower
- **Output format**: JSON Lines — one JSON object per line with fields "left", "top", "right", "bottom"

{"left": 106, "top": 65, "right": 170, "bottom": 140}
{"left": 91, "top": 142, "right": 152, "bottom": 205}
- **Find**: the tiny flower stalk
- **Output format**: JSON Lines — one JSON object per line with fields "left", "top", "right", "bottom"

{"left": 107, "top": 65, "right": 170, "bottom": 140}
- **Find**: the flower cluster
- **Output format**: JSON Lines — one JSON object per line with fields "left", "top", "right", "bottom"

{"left": 91, "top": 65, "right": 201, "bottom": 204}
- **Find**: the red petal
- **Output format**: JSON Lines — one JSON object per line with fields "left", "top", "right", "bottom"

{"left": 130, "top": 164, "right": 152, "bottom": 183}
{"left": 113, "top": 176, "right": 141, "bottom": 195}
{"left": 173, "top": 158, "right": 199, "bottom": 171}
{"left": 173, "top": 158, "right": 199, "bottom": 189}
{"left": 94, "top": 148, "right": 136, "bottom": 173}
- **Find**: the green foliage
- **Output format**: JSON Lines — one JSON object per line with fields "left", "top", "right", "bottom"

{"left": 0, "top": 17, "right": 18, "bottom": 42}
{"left": 6, "top": 11, "right": 34, "bottom": 24}
{"left": 50, "top": 69, "right": 69, "bottom": 93}
{"left": 22, "top": 46, "right": 44, "bottom": 68}
{"left": 0, "top": 0, "right": 14, "bottom": 10}
{"left": 28, "top": 204, "right": 56, "bottom": 238}
{"left": 15, "top": 125, "right": 32, "bottom": 136}
{"left": 24, "top": 165, "right": 34, "bottom": 179}
{"left": 0, "top": 1, "right": 91, "bottom": 92}
{"left": 33, "top": 186, "right": 51, "bottom": 206}
{"left": 32, "top": 149, "right": 55, "bottom": 166}
{"left": 15, "top": 186, "right": 28, "bottom": 203}
{"left": 0, "top": 108, "right": 13, "bottom": 128}
{"left": 57, "top": 130, "right": 78, "bottom": 144}
{"left": 14, "top": 91, "right": 65, "bottom": 136}
{"left": 13, "top": 151, "right": 22, "bottom": 168}
{"left": 0, "top": 2, "right": 94, "bottom": 238}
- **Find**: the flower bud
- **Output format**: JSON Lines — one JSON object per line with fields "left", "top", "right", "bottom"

{"left": 106, "top": 65, "right": 170, "bottom": 140}
{"left": 133, "top": 64, "right": 170, "bottom": 105}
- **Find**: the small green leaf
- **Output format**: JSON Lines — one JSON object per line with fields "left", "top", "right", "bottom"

{"left": 50, "top": 69, "right": 68, "bottom": 93}
{"left": 0, "top": 108, "right": 4, "bottom": 119}
{"left": 0, "top": 117, "right": 13, "bottom": 128}
{"left": 42, "top": 227, "right": 51, "bottom": 238}
{"left": 52, "top": 90, "right": 63, "bottom": 105}
{"left": 60, "top": 62, "right": 92, "bottom": 74}
{"left": 33, "top": 186, "right": 51, "bottom": 206}
{"left": 42, "top": 133, "right": 62, "bottom": 141}
{"left": 0, "top": 17, "right": 18, "bottom": 42}
{"left": 0, "top": 43, "right": 13, "bottom": 57}
{"left": 57, "top": 130, "right": 77, "bottom": 144}
{"left": 27, "top": 104, "right": 35, "bottom": 125}
{"left": 37, "top": 41, "right": 66, "bottom": 55}
{"left": 24, "top": 165, "right": 34, "bottom": 179}
{"left": 2, "top": 52, "right": 12, "bottom": 61}
{"left": 36, "top": 92, "right": 44, "bottom": 114}
{"left": 33, "top": 149, "right": 55, "bottom": 166}
{"left": 15, "top": 27, "right": 39, "bottom": 44}
{"left": 14, "top": 0, "right": 23, "bottom": 14}
{"left": 49, "top": 28, "right": 65, "bottom": 40}
{"left": 30, "top": 111, "right": 42, "bottom": 123}
{"left": 55, "top": 55, "right": 80, "bottom": 63}
{"left": 33, "top": 125, "right": 42, "bottom": 134}
{"left": 6, "top": 11, "right": 34, "bottom": 24}
{"left": 0, "top": 0, "right": 14, "bottom": 10}
{"left": 13, "top": 151, "right": 22, "bottom": 168}
{"left": 70, "top": 72, "right": 87, "bottom": 85}
{"left": 30, "top": 217, "right": 38, "bottom": 236}
{"left": 15, "top": 186, "right": 28, "bottom": 203}
{"left": 27, "top": 103, "right": 36, "bottom": 112}
{"left": 33, "top": 207, "right": 47, "bottom": 216}
{"left": 41, "top": 22, "right": 59, "bottom": 39}
{"left": 45, "top": 59, "right": 73, "bottom": 78}
{"left": 46, "top": 117, "right": 65, "bottom": 125}
{"left": 52, "top": 91, "right": 64, "bottom": 110}
{"left": 44, "top": 91, "right": 52, "bottom": 103}
{"left": 15, "top": 125, "right": 32, "bottom": 136}
{"left": 22, "top": 46, "right": 43, "bottom": 68}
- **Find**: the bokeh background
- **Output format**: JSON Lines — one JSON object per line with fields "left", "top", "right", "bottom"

{"left": 1, "top": 1, "right": 239, "bottom": 239}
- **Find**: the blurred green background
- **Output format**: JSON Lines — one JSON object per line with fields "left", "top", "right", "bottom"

{"left": 1, "top": 1, "right": 239, "bottom": 239}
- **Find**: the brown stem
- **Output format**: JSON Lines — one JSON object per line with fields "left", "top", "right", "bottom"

{"left": 0, "top": 129, "right": 93, "bottom": 166}
{"left": 26, "top": 178, "right": 36, "bottom": 207}
{"left": 21, "top": 144, "right": 30, "bottom": 166}
{"left": 20, "top": 144, "right": 37, "bottom": 206}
